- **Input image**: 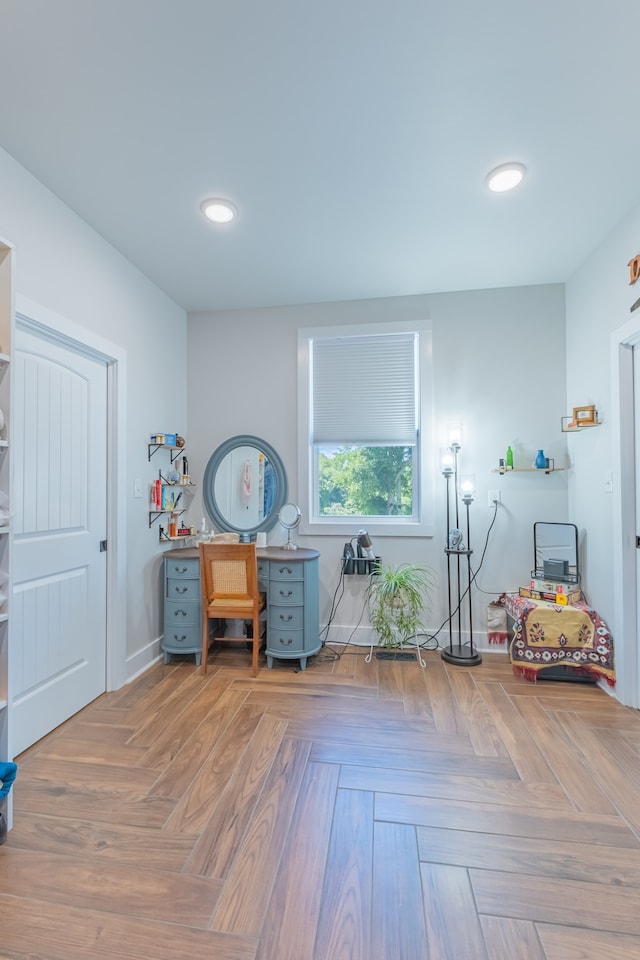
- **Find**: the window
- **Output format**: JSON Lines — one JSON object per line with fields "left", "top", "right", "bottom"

{"left": 298, "top": 322, "right": 434, "bottom": 538}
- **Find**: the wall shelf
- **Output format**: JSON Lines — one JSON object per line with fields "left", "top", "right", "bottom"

{"left": 149, "top": 509, "right": 186, "bottom": 528}
{"left": 561, "top": 416, "right": 601, "bottom": 433}
{"left": 148, "top": 443, "right": 186, "bottom": 464}
{"left": 148, "top": 440, "right": 191, "bottom": 538}
{"left": 492, "top": 466, "right": 565, "bottom": 475}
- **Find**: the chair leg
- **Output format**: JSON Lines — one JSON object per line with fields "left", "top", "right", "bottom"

{"left": 201, "top": 613, "right": 209, "bottom": 675}
{"left": 251, "top": 614, "right": 259, "bottom": 677}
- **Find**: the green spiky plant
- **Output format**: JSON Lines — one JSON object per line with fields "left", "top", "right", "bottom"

{"left": 367, "top": 561, "right": 435, "bottom": 649}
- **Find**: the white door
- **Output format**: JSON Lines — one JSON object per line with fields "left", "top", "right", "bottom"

{"left": 11, "top": 325, "right": 108, "bottom": 754}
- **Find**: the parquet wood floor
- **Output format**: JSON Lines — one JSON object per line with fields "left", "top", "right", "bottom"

{"left": 2, "top": 645, "right": 639, "bottom": 959}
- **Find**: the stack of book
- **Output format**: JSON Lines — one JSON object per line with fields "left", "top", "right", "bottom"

{"left": 519, "top": 578, "right": 581, "bottom": 605}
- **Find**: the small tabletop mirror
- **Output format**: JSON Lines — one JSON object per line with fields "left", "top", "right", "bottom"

{"left": 279, "top": 502, "right": 301, "bottom": 550}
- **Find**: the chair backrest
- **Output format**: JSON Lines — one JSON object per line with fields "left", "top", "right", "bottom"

{"left": 199, "top": 542, "right": 260, "bottom": 603}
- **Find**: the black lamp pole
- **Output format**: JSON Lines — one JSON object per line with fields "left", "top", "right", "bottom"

{"left": 441, "top": 443, "right": 482, "bottom": 667}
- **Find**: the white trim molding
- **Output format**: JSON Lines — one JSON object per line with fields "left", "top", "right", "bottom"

{"left": 611, "top": 314, "right": 640, "bottom": 707}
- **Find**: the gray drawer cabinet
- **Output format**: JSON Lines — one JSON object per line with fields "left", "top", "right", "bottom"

{"left": 261, "top": 547, "right": 321, "bottom": 671}
{"left": 162, "top": 550, "right": 201, "bottom": 664}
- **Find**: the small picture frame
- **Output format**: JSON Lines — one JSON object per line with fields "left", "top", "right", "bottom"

{"left": 572, "top": 405, "right": 596, "bottom": 425}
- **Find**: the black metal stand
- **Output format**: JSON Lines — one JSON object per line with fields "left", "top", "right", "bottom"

{"left": 441, "top": 448, "right": 481, "bottom": 666}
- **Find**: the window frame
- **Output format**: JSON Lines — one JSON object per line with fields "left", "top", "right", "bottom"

{"left": 297, "top": 321, "right": 434, "bottom": 538}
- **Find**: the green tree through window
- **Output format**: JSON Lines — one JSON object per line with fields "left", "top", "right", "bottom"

{"left": 318, "top": 445, "right": 413, "bottom": 517}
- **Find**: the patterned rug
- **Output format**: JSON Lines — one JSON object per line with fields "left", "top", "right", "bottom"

{"left": 503, "top": 594, "right": 615, "bottom": 686}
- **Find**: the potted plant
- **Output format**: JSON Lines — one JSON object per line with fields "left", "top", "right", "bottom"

{"left": 367, "top": 561, "right": 435, "bottom": 649}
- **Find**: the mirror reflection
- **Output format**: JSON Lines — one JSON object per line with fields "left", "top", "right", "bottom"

{"left": 533, "top": 522, "right": 579, "bottom": 582}
{"left": 203, "top": 435, "right": 288, "bottom": 536}
{"left": 214, "top": 445, "right": 275, "bottom": 529}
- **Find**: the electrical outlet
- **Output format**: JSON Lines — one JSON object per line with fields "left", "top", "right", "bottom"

{"left": 134, "top": 478, "right": 143, "bottom": 498}
{"left": 488, "top": 489, "right": 501, "bottom": 507}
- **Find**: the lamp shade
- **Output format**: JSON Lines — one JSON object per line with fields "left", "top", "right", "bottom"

{"left": 440, "top": 447, "right": 454, "bottom": 476}
{"left": 460, "top": 475, "right": 475, "bottom": 503}
{"left": 447, "top": 422, "right": 463, "bottom": 448}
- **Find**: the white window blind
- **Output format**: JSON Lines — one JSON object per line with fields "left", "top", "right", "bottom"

{"left": 311, "top": 332, "right": 417, "bottom": 445}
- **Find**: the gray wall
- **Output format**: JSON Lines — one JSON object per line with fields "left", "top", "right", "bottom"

{"left": 565, "top": 197, "right": 640, "bottom": 690}
{"left": 4, "top": 131, "right": 637, "bottom": 686}
{"left": 188, "top": 283, "right": 567, "bottom": 648}
{"left": 0, "top": 146, "right": 187, "bottom": 677}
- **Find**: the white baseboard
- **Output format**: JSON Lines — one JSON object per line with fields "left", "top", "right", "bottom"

{"left": 124, "top": 635, "right": 163, "bottom": 685}
{"left": 321, "top": 623, "right": 508, "bottom": 655}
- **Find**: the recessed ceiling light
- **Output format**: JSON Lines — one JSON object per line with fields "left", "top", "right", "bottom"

{"left": 486, "top": 162, "right": 526, "bottom": 193}
{"left": 200, "top": 198, "right": 237, "bottom": 223}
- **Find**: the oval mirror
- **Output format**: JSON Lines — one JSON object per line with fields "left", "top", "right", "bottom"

{"left": 203, "top": 435, "right": 288, "bottom": 536}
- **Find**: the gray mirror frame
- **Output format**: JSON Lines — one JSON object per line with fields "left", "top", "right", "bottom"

{"left": 203, "top": 434, "right": 288, "bottom": 536}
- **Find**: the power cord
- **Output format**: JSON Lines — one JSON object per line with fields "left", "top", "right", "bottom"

{"left": 319, "top": 563, "right": 346, "bottom": 645}
{"left": 312, "top": 501, "right": 502, "bottom": 663}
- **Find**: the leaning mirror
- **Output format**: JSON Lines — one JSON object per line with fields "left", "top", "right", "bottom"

{"left": 203, "top": 435, "right": 288, "bottom": 536}
{"left": 533, "top": 521, "right": 579, "bottom": 583}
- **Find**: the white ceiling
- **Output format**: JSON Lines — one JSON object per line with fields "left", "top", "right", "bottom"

{"left": 1, "top": 1, "right": 639, "bottom": 313}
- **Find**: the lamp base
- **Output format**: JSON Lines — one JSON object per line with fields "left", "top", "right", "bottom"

{"left": 441, "top": 645, "right": 482, "bottom": 666}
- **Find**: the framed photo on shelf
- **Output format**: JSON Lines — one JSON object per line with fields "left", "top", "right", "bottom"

{"left": 572, "top": 405, "right": 597, "bottom": 425}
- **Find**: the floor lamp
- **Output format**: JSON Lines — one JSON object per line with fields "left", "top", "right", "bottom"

{"left": 440, "top": 428, "right": 482, "bottom": 666}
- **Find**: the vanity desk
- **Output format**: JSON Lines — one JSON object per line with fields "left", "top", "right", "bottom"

{"left": 161, "top": 545, "right": 321, "bottom": 671}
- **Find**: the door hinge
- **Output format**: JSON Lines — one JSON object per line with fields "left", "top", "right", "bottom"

{"left": 100, "top": 540, "right": 108, "bottom": 552}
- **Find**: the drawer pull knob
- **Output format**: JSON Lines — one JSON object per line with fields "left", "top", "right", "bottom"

{"left": 279, "top": 614, "right": 293, "bottom": 622}
{"left": 172, "top": 635, "right": 187, "bottom": 642}
{"left": 174, "top": 609, "right": 188, "bottom": 617}
{"left": 278, "top": 566, "right": 293, "bottom": 575}
{"left": 279, "top": 589, "right": 293, "bottom": 598}
{"left": 279, "top": 638, "right": 294, "bottom": 646}
{"left": 175, "top": 586, "right": 188, "bottom": 594}
{"left": 173, "top": 566, "right": 188, "bottom": 574}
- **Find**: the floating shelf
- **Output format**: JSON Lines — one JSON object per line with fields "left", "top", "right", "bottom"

{"left": 561, "top": 416, "right": 601, "bottom": 433}
{"left": 148, "top": 443, "right": 186, "bottom": 463}
{"left": 492, "top": 466, "right": 564, "bottom": 475}
{"left": 148, "top": 509, "right": 186, "bottom": 528}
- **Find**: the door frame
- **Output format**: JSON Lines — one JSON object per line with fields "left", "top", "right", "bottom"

{"left": 15, "top": 295, "right": 127, "bottom": 691}
{"left": 611, "top": 313, "right": 640, "bottom": 708}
